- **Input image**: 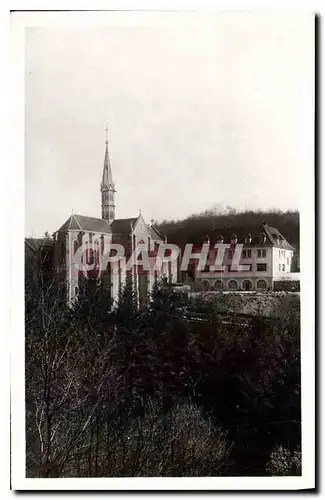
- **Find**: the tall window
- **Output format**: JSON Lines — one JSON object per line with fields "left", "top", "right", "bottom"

{"left": 243, "top": 249, "right": 251, "bottom": 259}
{"left": 262, "top": 249, "right": 266, "bottom": 258}
{"left": 257, "top": 249, "right": 262, "bottom": 258}
{"left": 61, "top": 242, "right": 65, "bottom": 262}
{"left": 282, "top": 264, "right": 285, "bottom": 271}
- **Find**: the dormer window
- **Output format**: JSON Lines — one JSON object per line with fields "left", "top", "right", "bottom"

{"left": 245, "top": 233, "right": 252, "bottom": 244}
{"left": 259, "top": 233, "right": 267, "bottom": 244}
{"left": 231, "top": 233, "right": 237, "bottom": 244}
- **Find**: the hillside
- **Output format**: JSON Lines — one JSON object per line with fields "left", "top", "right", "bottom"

{"left": 157, "top": 208, "right": 300, "bottom": 270}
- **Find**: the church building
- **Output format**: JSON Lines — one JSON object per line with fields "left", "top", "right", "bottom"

{"left": 52, "top": 134, "right": 177, "bottom": 307}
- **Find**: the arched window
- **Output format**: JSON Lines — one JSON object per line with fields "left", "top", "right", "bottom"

{"left": 93, "top": 240, "right": 100, "bottom": 264}
{"left": 214, "top": 280, "right": 223, "bottom": 290}
{"left": 257, "top": 280, "right": 267, "bottom": 290}
{"left": 228, "top": 280, "right": 238, "bottom": 290}
{"left": 73, "top": 240, "right": 78, "bottom": 255}
{"left": 243, "top": 280, "right": 252, "bottom": 291}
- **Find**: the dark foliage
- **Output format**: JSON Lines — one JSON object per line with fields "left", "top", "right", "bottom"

{"left": 25, "top": 269, "right": 301, "bottom": 477}
{"left": 157, "top": 208, "right": 300, "bottom": 271}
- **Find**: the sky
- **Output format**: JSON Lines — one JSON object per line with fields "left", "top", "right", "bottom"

{"left": 25, "top": 11, "right": 314, "bottom": 237}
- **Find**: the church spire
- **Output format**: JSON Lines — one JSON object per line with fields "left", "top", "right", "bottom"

{"left": 101, "top": 125, "right": 116, "bottom": 223}
{"left": 102, "top": 140, "right": 115, "bottom": 190}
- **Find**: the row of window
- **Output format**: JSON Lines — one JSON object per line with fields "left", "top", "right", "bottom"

{"left": 222, "top": 263, "right": 267, "bottom": 272}
{"left": 225, "top": 248, "right": 267, "bottom": 259}
{"left": 201, "top": 279, "right": 268, "bottom": 291}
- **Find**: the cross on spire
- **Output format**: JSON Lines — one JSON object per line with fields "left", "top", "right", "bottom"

{"left": 105, "top": 123, "right": 109, "bottom": 144}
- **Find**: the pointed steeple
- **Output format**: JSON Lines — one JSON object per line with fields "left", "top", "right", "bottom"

{"left": 101, "top": 139, "right": 115, "bottom": 190}
{"left": 101, "top": 125, "right": 116, "bottom": 223}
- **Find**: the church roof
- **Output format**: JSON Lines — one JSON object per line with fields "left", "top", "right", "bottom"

{"left": 111, "top": 218, "right": 138, "bottom": 235}
{"left": 149, "top": 225, "right": 165, "bottom": 242}
{"left": 58, "top": 214, "right": 112, "bottom": 234}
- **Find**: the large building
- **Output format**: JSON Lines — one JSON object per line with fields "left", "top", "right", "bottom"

{"left": 185, "top": 223, "right": 296, "bottom": 292}
{"left": 51, "top": 135, "right": 177, "bottom": 306}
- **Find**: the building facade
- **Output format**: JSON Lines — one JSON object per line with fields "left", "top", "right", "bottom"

{"left": 52, "top": 136, "right": 177, "bottom": 307}
{"left": 189, "top": 223, "right": 295, "bottom": 292}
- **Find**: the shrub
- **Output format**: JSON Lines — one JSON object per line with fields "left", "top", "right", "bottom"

{"left": 266, "top": 445, "right": 302, "bottom": 476}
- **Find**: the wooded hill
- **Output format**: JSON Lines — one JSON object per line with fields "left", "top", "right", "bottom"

{"left": 158, "top": 208, "right": 300, "bottom": 270}
{"left": 158, "top": 208, "right": 299, "bottom": 246}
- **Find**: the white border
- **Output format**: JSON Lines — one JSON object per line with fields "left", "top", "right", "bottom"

{"left": 9, "top": 4, "right": 316, "bottom": 491}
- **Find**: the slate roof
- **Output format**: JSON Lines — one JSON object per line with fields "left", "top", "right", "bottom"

{"left": 209, "top": 223, "right": 294, "bottom": 250}
{"left": 110, "top": 218, "right": 136, "bottom": 252}
{"left": 58, "top": 214, "right": 112, "bottom": 233}
{"left": 57, "top": 215, "right": 167, "bottom": 246}
{"left": 110, "top": 217, "right": 137, "bottom": 235}
{"left": 149, "top": 225, "right": 165, "bottom": 242}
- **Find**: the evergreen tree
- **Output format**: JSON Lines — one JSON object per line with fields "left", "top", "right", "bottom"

{"left": 146, "top": 277, "right": 185, "bottom": 332}
{"left": 114, "top": 278, "right": 139, "bottom": 331}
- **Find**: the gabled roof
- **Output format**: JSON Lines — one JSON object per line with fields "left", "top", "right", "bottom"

{"left": 149, "top": 225, "right": 165, "bottom": 242}
{"left": 110, "top": 218, "right": 165, "bottom": 250}
{"left": 262, "top": 224, "right": 294, "bottom": 249}
{"left": 58, "top": 214, "right": 112, "bottom": 234}
{"left": 209, "top": 223, "right": 294, "bottom": 250}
